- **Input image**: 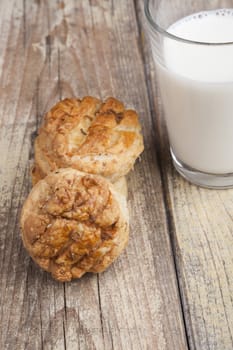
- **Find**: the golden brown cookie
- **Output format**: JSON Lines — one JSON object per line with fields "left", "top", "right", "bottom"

{"left": 20, "top": 168, "right": 129, "bottom": 282}
{"left": 32, "top": 96, "right": 144, "bottom": 184}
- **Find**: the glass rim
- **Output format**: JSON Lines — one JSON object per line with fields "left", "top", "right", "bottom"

{"left": 144, "top": 0, "right": 233, "bottom": 46}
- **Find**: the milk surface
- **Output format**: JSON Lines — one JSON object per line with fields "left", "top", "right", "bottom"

{"left": 157, "top": 9, "right": 233, "bottom": 173}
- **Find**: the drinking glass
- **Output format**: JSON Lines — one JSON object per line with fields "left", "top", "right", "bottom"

{"left": 144, "top": 0, "right": 233, "bottom": 188}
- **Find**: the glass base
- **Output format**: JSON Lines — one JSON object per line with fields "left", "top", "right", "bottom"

{"left": 171, "top": 149, "right": 233, "bottom": 189}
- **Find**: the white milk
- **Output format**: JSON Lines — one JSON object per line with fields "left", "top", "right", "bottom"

{"left": 156, "top": 9, "right": 233, "bottom": 174}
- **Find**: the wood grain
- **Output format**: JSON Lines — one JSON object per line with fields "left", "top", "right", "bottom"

{"left": 0, "top": 1, "right": 188, "bottom": 349}
{"left": 137, "top": 0, "right": 233, "bottom": 349}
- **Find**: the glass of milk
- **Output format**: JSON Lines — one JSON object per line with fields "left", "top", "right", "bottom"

{"left": 144, "top": 0, "right": 233, "bottom": 188}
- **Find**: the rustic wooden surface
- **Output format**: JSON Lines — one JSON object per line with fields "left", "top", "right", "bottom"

{"left": 0, "top": 0, "right": 232, "bottom": 349}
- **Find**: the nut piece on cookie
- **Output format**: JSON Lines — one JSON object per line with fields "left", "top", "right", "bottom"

{"left": 32, "top": 96, "right": 144, "bottom": 185}
{"left": 20, "top": 168, "right": 129, "bottom": 282}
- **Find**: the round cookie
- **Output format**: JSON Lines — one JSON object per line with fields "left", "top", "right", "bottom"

{"left": 20, "top": 168, "right": 129, "bottom": 282}
{"left": 32, "top": 96, "right": 144, "bottom": 184}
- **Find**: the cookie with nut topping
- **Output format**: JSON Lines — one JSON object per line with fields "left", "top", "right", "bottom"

{"left": 20, "top": 168, "right": 129, "bottom": 282}
{"left": 32, "top": 96, "right": 144, "bottom": 184}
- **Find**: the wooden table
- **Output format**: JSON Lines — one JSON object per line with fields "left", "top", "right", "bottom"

{"left": 1, "top": 1, "right": 233, "bottom": 349}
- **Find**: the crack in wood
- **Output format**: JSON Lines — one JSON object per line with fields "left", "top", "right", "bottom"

{"left": 23, "top": 0, "right": 26, "bottom": 48}
{"left": 97, "top": 274, "right": 105, "bottom": 347}
{"left": 57, "top": 47, "right": 62, "bottom": 100}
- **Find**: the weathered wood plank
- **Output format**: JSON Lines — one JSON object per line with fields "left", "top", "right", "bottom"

{"left": 0, "top": 1, "right": 188, "bottom": 349}
{"left": 137, "top": 0, "right": 233, "bottom": 349}
{"left": 0, "top": 2, "right": 67, "bottom": 350}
